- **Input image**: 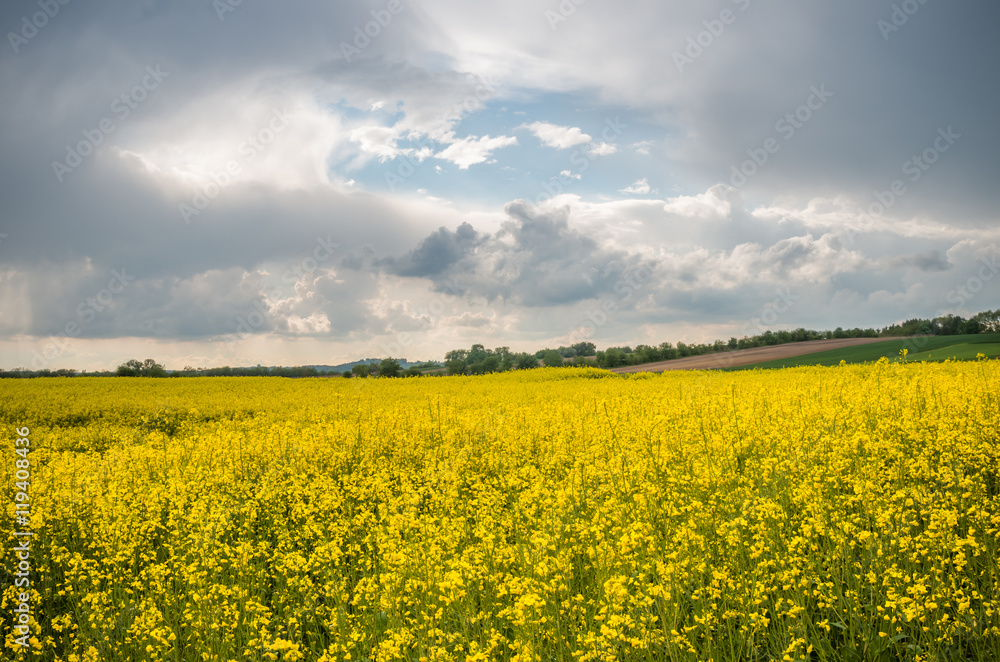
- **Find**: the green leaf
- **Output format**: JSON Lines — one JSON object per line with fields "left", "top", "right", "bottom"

{"left": 840, "top": 645, "right": 862, "bottom": 662}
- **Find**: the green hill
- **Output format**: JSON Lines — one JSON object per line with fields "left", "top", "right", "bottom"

{"left": 731, "top": 334, "right": 1000, "bottom": 370}
{"left": 906, "top": 342, "right": 1000, "bottom": 362}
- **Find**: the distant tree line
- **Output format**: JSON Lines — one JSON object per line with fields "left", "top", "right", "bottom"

{"left": 879, "top": 311, "right": 998, "bottom": 336}
{"left": 2, "top": 309, "right": 997, "bottom": 378}
{"left": 437, "top": 310, "right": 1000, "bottom": 373}
{"left": 0, "top": 368, "right": 99, "bottom": 378}
{"left": 116, "top": 358, "right": 168, "bottom": 377}
{"left": 591, "top": 310, "right": 999, "bottom": 369}
{"left": 0, "top": 358, "right": 447, "bottom": 379}
{"left": 344, "top": 359, "right": 440, "bottom": 378}
{"left": 169, "top": 364, "right": 326, "bottom": 378}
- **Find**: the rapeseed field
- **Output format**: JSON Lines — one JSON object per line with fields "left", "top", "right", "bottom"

{"left": 2, "top": 359, "right": 999, "bottom": 661}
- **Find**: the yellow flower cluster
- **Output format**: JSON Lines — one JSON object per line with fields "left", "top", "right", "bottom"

{"left": 2, "top": 358, "right": 999, "bottom": 661}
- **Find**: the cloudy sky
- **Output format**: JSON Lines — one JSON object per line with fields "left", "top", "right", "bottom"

{"left": 1, "top": 0, "right": 998, "bottom": 370}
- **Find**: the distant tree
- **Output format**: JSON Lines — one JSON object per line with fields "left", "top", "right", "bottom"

{"left": 960, "top": 318, "right": 982, "bottom": 334}
{"left": 445, "top": 359, "right": 467, "bottom": 376}
{"left": 498, "top": 354, "right": 515, "bottom": 372}
{"left": 352, "top": 364, "right": 373, "bottom": 378}
{"left": 117, "top": 359, "right": 140, "bottom": 376}
{"left": 142, "top": 359, "right": 166, "bottom": 377}
{"left": 571, "top": 341, "right": 597, "bottom": 356}
{"left": 117, "top": 358, "right": 166, "bottom": 377}
{"left": 378, "top": 358, "right": 401, "bottom": 378}
{"left": 934, "top": 314, "right": 966, "bottom": 336}
{"left": 602, "top": 348, "right": 623, "bottom": 367}
{"left": 513, "top": 353, "right": 537, "bottom": 370}
{"left": 658, "top": 342, "right": 678, "bottom": 360}
{"left": 481, "top": 355, "right": 501, "bottom": 373}
{"left": 445, "top": 349, "right": 469, "bottom": 363}
{"left": 634, "top": 345, "right": 660, "bottom": 364}
{"left": 974, "top": 309, "right": 1000, "bottom": 332}
{"left": 542, "top": 350, "right": 564, "bottom": 367}
{"left": 467, "top": 344, "right": 489, "bottom": 364}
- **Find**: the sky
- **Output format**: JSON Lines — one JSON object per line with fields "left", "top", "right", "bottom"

{"left": 1, "top": 0, "right": 998, "bottom": 370}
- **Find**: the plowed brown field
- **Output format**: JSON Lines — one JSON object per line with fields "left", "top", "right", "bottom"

{"left": 609, "top": 337, "right": 891, "bottom": 373}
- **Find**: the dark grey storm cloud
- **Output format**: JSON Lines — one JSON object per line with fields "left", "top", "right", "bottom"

{"left": 665, "top": 0, "right": 1000, "bottom": 225}
{"left": 885, "top": 250, "right": 952, "bottom": 273}
{"left": 379, "top": 201, "right": 656, "bottom": 307}
{"left": 382, "top": 222, "right": 482, "bottom": 278}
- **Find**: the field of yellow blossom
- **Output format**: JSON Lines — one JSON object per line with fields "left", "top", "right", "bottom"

{"left": 2, "top": 359, "right": 1000, "bottom": 661}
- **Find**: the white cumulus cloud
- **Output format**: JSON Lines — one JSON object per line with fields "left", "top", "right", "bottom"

{"left": 621, "top": 178, "right": 652, "bottom": 194}
{"left": 435, "top": 135, "right": 518, "bottom": 169}
{"left": 522, "top": 121, "right": 593, "bottom": 149}
{"left": 587, "top": 142, "right": 618, "bottom": 157}
{"left": 350, "top": 125, "right": 401, "bottom": 162}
